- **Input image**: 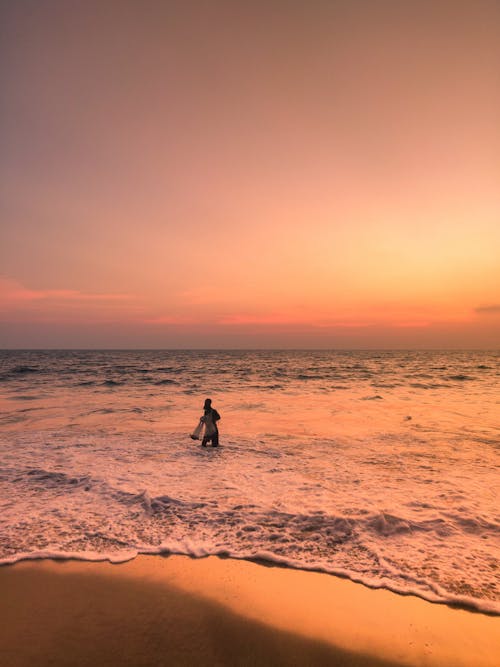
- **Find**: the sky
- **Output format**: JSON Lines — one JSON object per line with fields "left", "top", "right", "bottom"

{"left": 1, "top": 0, "right": 499, "bottom": 348}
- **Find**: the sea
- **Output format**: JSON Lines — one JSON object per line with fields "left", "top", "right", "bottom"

{"left": 0, "top": 349, "right": 498, "bottom": 614}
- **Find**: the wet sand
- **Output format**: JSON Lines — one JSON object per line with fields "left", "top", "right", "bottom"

{"left": 0, "top": 555, "right": 498, "bottom": 667}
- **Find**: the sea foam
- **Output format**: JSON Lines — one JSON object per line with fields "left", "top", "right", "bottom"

{"left": 0, "top": 350, "right": 498, "bottom": 615}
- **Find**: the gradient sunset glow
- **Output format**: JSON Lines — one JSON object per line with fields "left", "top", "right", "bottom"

{"left": 1, "top": 1, "right": 499, "bottom": 348}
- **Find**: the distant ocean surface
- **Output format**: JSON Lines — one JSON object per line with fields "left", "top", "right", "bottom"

{"left": 0, "top": 350, "right": 498, "bottom": 614}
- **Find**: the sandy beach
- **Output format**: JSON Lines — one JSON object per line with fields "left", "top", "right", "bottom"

{"left": 0, "top": 555, "right": 498, "bottom": 667}
{"left": 2, "top": 0, "right": 499, "bottom": 662}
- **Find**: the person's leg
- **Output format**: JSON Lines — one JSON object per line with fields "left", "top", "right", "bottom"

{"left": 212, "top": 431, "right": 219, "bottom": 447}
{"left": 201, "top": 436, "right": 209, "bottom": 447}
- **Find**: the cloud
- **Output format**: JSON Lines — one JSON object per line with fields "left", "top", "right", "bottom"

{"left": 0, "top": 276, "right": 140, "bottom": 324}
{"left": 143, "top": 315, "right": 197, "bottom": 325}
{"left": 474, "top": 304, "right": 500, "bottom": 314}
{"left": 0, "top": 277, "right": 134, "bottom": 306}
{"left": 217, "top": 312, "right": 430, "bottom": 329}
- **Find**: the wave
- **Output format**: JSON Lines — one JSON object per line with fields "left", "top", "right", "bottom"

{"left": 1, "top": 546, "right": 498, "bottom": 616}
{"left": 409, "top": 382, "right": 451, "bottom": 389}
{"left": 12, "top": 365, "right": 39, "bottom": 374}
{"left": 26, "top": 468, "right": 92, "bottom": 490}
{"left": 0, "top": 366, "right": 40, "bottom": 382}
{"left": 13, "top": 395, "right": 40, "bottom": 400}
{"left": 5, "top": 469, "right": 498, "bottom": 614}
{"left": 1, "top": 349, "right": 496, "bottom": 395}
{"left": 2, "top": 434, "right": 499, "bottom": 617}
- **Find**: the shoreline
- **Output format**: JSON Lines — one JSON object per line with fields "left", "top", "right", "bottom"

{"left": 1, "top": 555, "right": 498, "bottom": 666}
{"left": 1, "top": 549, "right": 497, "bottom": 617}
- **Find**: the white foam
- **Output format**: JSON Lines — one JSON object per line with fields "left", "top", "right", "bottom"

{"left": 1, "top": 350, "right": 499, "bottom": 616}
{"left": 1, "top": 543, "right": 498, "bottom": 615}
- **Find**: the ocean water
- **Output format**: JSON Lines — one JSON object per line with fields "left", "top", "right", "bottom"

{"left": 0, "top": 349, "right": 498, "bottom": 614}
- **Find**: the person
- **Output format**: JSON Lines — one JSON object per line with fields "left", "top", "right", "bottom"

{"left": 201, "top": 398, "right": 220, "bottom": 447}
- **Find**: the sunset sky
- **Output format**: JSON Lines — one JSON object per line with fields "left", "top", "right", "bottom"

{"left": 1, "top": 0, "right": 499, "bottom": 348}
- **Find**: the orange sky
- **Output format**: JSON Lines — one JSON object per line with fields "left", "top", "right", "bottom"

{"left": 1, "top": 1, "right": 499, "bottom": 348}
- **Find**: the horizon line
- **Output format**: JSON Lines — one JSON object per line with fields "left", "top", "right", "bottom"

{"left": 0, "top": 347, "right": 498, "bottom": 353}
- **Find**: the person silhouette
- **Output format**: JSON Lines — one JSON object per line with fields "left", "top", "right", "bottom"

{"left": 201, "top": 398, "right": 220, "bottom": 447}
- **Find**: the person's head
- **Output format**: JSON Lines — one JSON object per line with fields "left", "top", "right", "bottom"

{"left": 204, "top": 398, "right": 212, "bottom": 410}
